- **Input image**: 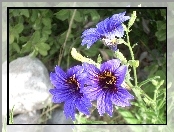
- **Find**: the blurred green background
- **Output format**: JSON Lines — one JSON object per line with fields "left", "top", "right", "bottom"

{"left": 9, "top": 8, "right": 166, "bottom": 71}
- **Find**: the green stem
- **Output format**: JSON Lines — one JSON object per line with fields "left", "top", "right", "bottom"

{"left": 124, "top": 25, "right": 155, "bottom": 104}
{"left": 138, "top": 76, "right": 160, "bottom": 88}
{"left": 125, "top": 30, "right": 138, "bottom": 87}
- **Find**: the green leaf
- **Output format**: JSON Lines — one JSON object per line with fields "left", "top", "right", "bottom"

{"left": 9, "top": 9, "right": 14, "bottom": 13}
{"left": 19, "top": 36, "right": 29, "bottom": 43}
{"left": 71, "top": 23, "right": 77, "bottom": 29}
{"left": 33, "top": 19, "right": 41, "bottom": 30}
{"left": 20, "top": 41, "right": 32, "bottom": 54}
{"left": 38, "top": 48, "right": 48, "bottom": 56}
{"left": 55, "top": 9, "right": 69, "bottom": 21}
{"left": 156, "top": 21, "right": 166, "bottom": 30}
{"left": 14, "top": 23, "right": 24, "bottom": 34}
{"left": 73, "top": 10, "right": 82, "bottom": 22}
{"left": 36, "top": 42, "right": 50, "bottom": 56}
{"left": 89, "top": 10, "right": 100, "bottom": 22}
{"left": 117, "top": 108, "right": 140, "bottom": 124}
{"left": 12, "top": 43, "right": 20, "bottom": 53}
{"left": 143, "top": 111, "right": 156, "bottom": 117}
{"left": 160, "top": 9, "right": 166, "bottom": 17}
{"left": 40, "top": 37, "right": 48, "bottom": 43}
{"left": 31, "top": 31, "right": 40, "bottom": 44}
{"left": 40, "top": 9, "right": 50, "bottom": 17}
{"left": 20, "top": 9, "right": 29, "bottom": 18}
{"left": 42, "top": 17, "right": 51, "bottom": 28}
{"left": 50, "top": 47, "right": 58, "bottom": 55}
{"left": 31, "top": 9, "right": 38, "bottom": 22}
{"left": 37, "top": 42, "right": 50, "bottom": 50}
{"left": 11, "top": 9, "right": 20, "bottom": 17}
{"left": 155, "top": 30, "right": 166, "bottom": 41}
{"left": 9, "top": 34, "right": 14, "bottom": 44}
{"left": 42, "top": 26, "right": 52, "bottom": 35}
{"left": 29, "top": 49, "right": 38, "bottom": 57}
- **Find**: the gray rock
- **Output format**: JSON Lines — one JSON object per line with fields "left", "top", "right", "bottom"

{"left": 47, "top": 108, "right": 73, "bottom": 124}
{"left": 13, "top": 110, "right": 41, "bottom": 124}
{"left": 9, "top": 55, "right": 52, "bottom": 115}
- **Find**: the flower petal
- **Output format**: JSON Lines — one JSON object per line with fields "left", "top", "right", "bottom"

{"left": 81, "top": 37, "right": 99, "bottom": 48}
{"left": 100, "top": 59, "right": 121, "bottom": 73}
{"left": 96, "top": 17, "right": 110, "bottom": 35}
{"left": 77, "top": 72, "right": 87, "bottom": 83}
{"left": 55, "top": 66, "right": 67, "bottom": 79}
{"left": 114, "top": 65, "right": 127, "bottom": 86}
{"left": 81, "top": 82, "right": 101, "bottom": 101}
{"left": 117, "top": 87, "right": 134, "bottom": 100}
{"left": 110, "top": 11, "right": 130, "bottom": 28}
{"left": 49, "top": 88, "right": 75, "bottom": 103}
{"left": 112, "top": 25, "right": 124, "bottom": 38}
{"left": 83, "top": 63, "right": 100, "bottom": 78}
{"left": 111, "top": 88, "right": 132, "bottom": 107}
{"left": 81, "top": 28, "right": 101, "bottom": 48}
{"left": 50, "top": 72, "right": 68, "bottom": 88}
{"left": 75, "top": 96, "right": 92, "bottom": 115}
{"left": 67, "top": 65, "right": 83, "bottom": 77}
{"left": 81, "top": 28, "right": 99, "bottom": 38}
{"left": 97, "top": 90, "right": 106, "bottom": 116}
{"left": 104, "top": 89, "right": 113, "bottom": 117}
{"left": 64, "top": 97, "right": 76, "bottom": 120}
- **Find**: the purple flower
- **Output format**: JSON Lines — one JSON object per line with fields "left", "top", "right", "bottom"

{"left": 81, "top": 59, "right": 134, "bottom": 116}
{"left": 81, "top": 11, "right": 130, "bottom": 51}
{"left": 49, "top": 65, "right": 92, "bottom": 120}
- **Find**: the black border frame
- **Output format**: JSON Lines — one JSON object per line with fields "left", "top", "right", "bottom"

{"left": 7, "top": 6, "right": 167, "bottom": 125}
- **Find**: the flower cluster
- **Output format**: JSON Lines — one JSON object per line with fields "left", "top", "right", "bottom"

{"left": 49, "top": 11, "right": 134, "bottom": 121}
{"left": 49, "top": 60, "right": 134, "bottom": 120}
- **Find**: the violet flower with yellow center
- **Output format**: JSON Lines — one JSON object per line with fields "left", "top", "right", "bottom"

{"left": 49, "top": 65, "right": 92, "bottom": 120}
{"left": 81, "top": 59, "right": 134, "bottom": 116}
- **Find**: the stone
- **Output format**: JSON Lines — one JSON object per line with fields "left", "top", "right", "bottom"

{"left": 9, "top": 55, "right": 52, "bottom": 115}
{"left": 13, "top": 110, "right": 41, "bottom": 124}
{"left": 47, "top": 108, "right": 73, "bottom": 124}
